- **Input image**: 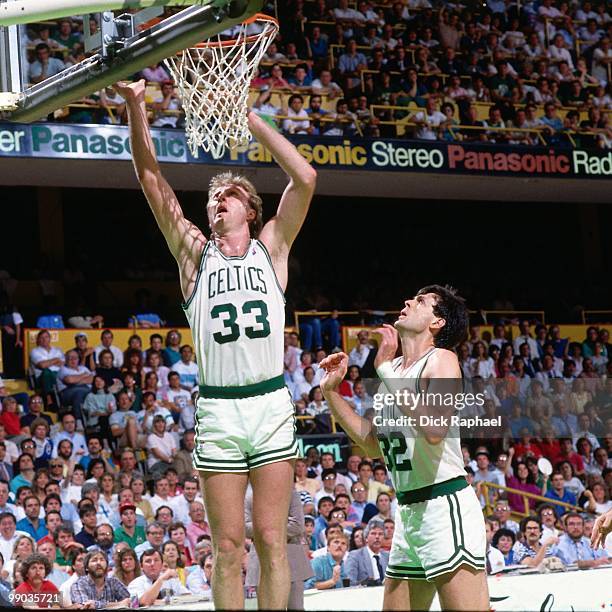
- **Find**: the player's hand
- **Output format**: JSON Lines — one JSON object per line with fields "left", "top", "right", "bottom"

{"left": 374, "top": 324, "right": 398, "bottom": 369}
{"left": 591, "top": 509, "right": 612, "bottom": 549}
{"left": 331, "top": 563, "right": 342, "bottom": 582}
{"left": 319, "top": 353, "right": 349, "bottom": 395}
{"left": 114, "top": 79, "right": 146, "bottom": 102}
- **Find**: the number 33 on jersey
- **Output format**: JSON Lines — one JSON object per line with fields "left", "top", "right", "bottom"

{"left": 183, "top": 239, "right": 286, "bottom": 388}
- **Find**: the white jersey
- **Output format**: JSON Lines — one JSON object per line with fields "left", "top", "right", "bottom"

{"left": 375, "top": 349, "right": 465, "bottom": 492}
{"left": 182, "top": 239, "right": 285, "bottom": 387}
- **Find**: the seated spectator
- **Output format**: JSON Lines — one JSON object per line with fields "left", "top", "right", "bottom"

{"left": 544, "top": 471, "right": 577, "bottom": 517}
{"left": 491, "top": 528, "right": 517, "bottom": 565}
{"left": 29, "top": 330, "right": 64, "bottom": 402}
{"left": 550, "top": 513, "right": 609, "bottom": 566}
{"left": 337, "top": 39, "right": 368, "bottom": 93}
{"left": 283, "top": 94, "right": 312, "bottom": 135}
{"left": 83, "top": 376, "right": 116, "bottom": 440}
{"left": 28, "top": 43, "right": 66, "bottom": 84}
{"left": 95, "top": 330, "right": 124, "bottom": 369}
{"left": 412, "top": 97, "right": 447, "bottom": 140}
{"left": 13, "top": 552, "right": 60, "bottom": 602}
{"left": 311, "top": 69, "right": 344, "bottom": 99}
{"left": 113, "top": 547, "right": 141, "bottom": 587}
{"left": 37, "top": 536, "right": 69, "bottom": 588}
{"left": 267, "top": 63, "right": 291, "bottom": 89}
{"left": 171, "top": 345, "right": 199, "bottom": 393}
{"left": 305, "top": 532, "right": 349, "bottom": 590}
{"left": 143, "top": 350, "right": 170, "bottom": 389}
{"left": 56, "top": 350, "right": 93, "bottom": 420}
{"left": 305, "top": 94, "right": 330, "bottom": 136}
{"left": 288, "top": 64, "right": 313, "bottom": 90}
{"left": 306, "top": 26, "right": 329, "bottom": 64}
{"left": 322, "top": 98, "right": 358, "bottom": 137}
{"left": 583, "top": 482, "right": 612, "bottom": 515}
{"left": 128, "top": 549, "right": 189, "bottom": 605}
{"left": 140, "top": 63, "right": 171, "bottom": 83}
{"left": 540, "top": 102, "right": 564, "bottom": 144}
{"left": 146, "top": 416, "right": 178, "bottom": 479}
{"left": 70, "top": 549, "right": 130, "bottom": 606}
{"left": 95, "top": 349, "right": 123, "bottom": 393}
{"left": 52, "top": 19, "right": 81, "bottom": 52}
{"left": 345, "top": 520, "right": 387, "bottom": 586}
{"left": 11, "top": 454, "right": 35, "bottom": 496}
{"left": 151, "top": 81, "right": 182, "bottom": 129}
{"left": 16, "top": 495, "right": 47, "bottom": 541}
{"left": 514, "top": 517, "right": 557, "bottom": 566}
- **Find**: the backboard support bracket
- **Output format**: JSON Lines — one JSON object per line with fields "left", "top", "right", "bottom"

{"left": 0, "top": 0, "right": 259, "bottom": 123}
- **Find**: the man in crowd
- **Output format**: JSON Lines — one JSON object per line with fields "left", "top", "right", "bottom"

{"left": 128, "top": 549, "right": 189, "bottom": 606}
{"left": 114, "top": 502, "right": 146, "bottom": 549}
{"left": 346, "top": 520, "right": 388, "bottom": 585}
{"left": 16, "top": 495, "right": 47, "bottom": 540}
{"left": 551, "top": 513, "right": 609, "bottom": 567}
{"left": 134, "top": 521, "right": 166, "bottom": 557}
{"left": 71, "top": 550, "right": 130, "bottom": 607}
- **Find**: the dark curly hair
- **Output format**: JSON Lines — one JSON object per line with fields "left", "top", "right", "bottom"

{"left": 20, "top": 553, "right": 51, "bottom": 580}
{"left": 416, "top": 284, "right": 468, "bottom": 349}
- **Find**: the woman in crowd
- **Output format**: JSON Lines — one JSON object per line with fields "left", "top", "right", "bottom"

{"left": 83, "top": 375, "right": 116, "bottom": 442}
{"left": 569, "top": 378, "right": 592, "bottom": 415}
{"left": 470, "top": 340, "right": 496, "bottom": 381}
{"left": 349, "top": 527, "right": 364, "bottom": 551}
{"left": 121, "top": 372, "right": 143, "bottom": 412}
{"left": 161, "top": 540, "right": 187, "bottom": 586}
{"left": 10, "top": 454, "right": 35, "bottom": 495}
{"left": 30, "top": 420, "right": 53, "bottom": 468}
{"left": 130, "top": 475, "right": 154, "bottom": 523}
{"left": 4, "top": 535, "right": 36, "bottom": 584}
{"left": 168, "top": 522, "right": 194, "bottom": 567}
{"left": 99, "top": 472, "right": 118, "bottom": 516}
{"left": 557, "top": 460, "right": 585, "bottom": 499}
{"left": 583, "top": 482, "right": 612, "bottom": 515}
{"left": 143, "top": 350, "right": 170, "bottom": 389}
{"left": 113, "top": 547, "right": 141, "bottom": 587}
{"left": 31, "top": 468, "right": 50, "bottom": 505}
{"left": 491, "top": 528, "right": 517, "bottom": 565}
{"left": 123, "top": 334, "right": 144, "bottom": 366}
{"left": 504, "top": 458, "right": 544, "bottom": 512}
{"left": 95, "top": 349, "right": 122, "bottom": 393}
{"left": 576, "top": 437, "right": 599, "bottom": 477}
{"left": 337, "top": 365, "right": 361, "bottom": 397}
{"left": 121, "top": 348, "right": 145, "bottom": 388}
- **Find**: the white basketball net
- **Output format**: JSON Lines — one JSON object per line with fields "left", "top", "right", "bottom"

{"left": 164, "top": 16, "right": 278, "bottom": 159}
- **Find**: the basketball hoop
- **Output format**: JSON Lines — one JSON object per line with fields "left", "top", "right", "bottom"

{"left": 164, "top": 13, "right": 278, "bottom": 159}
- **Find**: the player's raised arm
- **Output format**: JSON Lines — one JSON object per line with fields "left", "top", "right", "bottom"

{"left": 115, "top": 80, "right": 205, "bottom": 292}
{"left": 251, "top": 112, "right": 316, "bottom": 280}
{"left": 320, "top": 353, "right": 381, "bottom": 457}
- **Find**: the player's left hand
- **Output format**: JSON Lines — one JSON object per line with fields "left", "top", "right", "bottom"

{"left": 374, "top": 324, "right": 398, "bottom": 368}
{"left": 319, "top": 352, "right": 349, "bottom": 394}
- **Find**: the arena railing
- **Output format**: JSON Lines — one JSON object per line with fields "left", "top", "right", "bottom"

{"left": 295, "top": 413, "right": 338, "bottom": 434}
{"left": 480, "top": 481, "right": 584, "bottom": 519}
{"left": 580, "top": 310, "right": 612, "bottom": 325}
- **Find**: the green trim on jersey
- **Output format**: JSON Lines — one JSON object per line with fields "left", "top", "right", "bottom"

{"left": 212, "top": 239, "right": 253, "bottom": 261}
{"left": 256, "top": 239, "right": 286, "bottom": 304}
{"left": 198, "top": 374, "right": 286, "bottom": 399}
{"left": 396, "top": 476, "right": 468, "bottom": 505}
{"left": 181, "top": 241, "right": 210, "bottom": 310}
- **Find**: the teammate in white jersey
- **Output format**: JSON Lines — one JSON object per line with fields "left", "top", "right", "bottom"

{"left": 320, "top": 285, "right": 489, "bottom": 610}
{"left": 116, "top": 79, "right": 316, "bottom": 610}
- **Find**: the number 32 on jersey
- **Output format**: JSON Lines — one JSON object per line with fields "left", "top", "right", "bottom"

{"left": 377, "top": 432, "right": 413, "bottom": 472}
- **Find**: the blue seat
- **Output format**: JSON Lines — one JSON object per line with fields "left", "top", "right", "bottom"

{"left": 36, "top": 315, "right": 65, "bottom": 329}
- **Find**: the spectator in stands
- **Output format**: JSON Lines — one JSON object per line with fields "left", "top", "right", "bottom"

{"left": 29, "top": 330, "right": 64, "bottom": 403}
{"left": 338, "top": 39, "right": 368, "bottom": 93}
{"left": 544, "top": 471, "right": 577, "bottom": 517}
{"left": 52, "top": 19, "right": 81, "bottom": 53}
{"left": 583, "top": 482, "right": 612, "bottom": 515}
{"left": 491, "top": 528, "right": 517, "bottom": 565}
{"left": 550, "top": 513, "right": 609, "bottom": 566}
{"left": 306, "top": 26, "right": 330, "bottom": 65}
{"left": 151, "top": 81, "right": 183, "bottom": 129}
{"left": 14, "top": 552, "right": 60, "bottom": 602}
{"left": 162, "top": 330, "right": 182, "bottom": 368}
{"left": 128, "top": 548, "right": 189, "bottom": 605}
{"left": 345, "top": 520, "right": 387, "bottom": 586}
{"left": 514, "top": 517, "right": 557, "bottom": 566}
{"left": 28, "top": 43, "right": 66, "bottom": 85}
{"left": 492, "top": 498, "right": 519, "bottom": 534}
{"left": 57, "top": 349, "right": 93, "bottom": 417}
{"left": 283, "top": 94, "right": 312, "bottom": 135}
{"left": 305, "top": 532, "right": 349, "bottom": 590}
{"left": 348, "top": 330, "right": 375, "bottom": 370}
{"left": 95, "top": 330, "right": 124, "bottom": 368}
{"left": 16, "top": 496, "right": 47, "bottom": 541}
{"left": 140, "top": 63, "right": 170, "bottom": 83}
{"left": 267, "top": 63, "right": 291, "bottom": 89}
{"left": 413, "top": 97, "right": 446, "bottom": 140}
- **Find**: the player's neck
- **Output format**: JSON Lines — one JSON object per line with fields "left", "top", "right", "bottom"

{"left": 213, "top": 227, "right": 251, "bottom": 257}
{"left": 398, "top": 332, "right": 435, "bottom": 369}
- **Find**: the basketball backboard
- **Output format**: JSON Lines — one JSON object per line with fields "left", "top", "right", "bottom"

{"left": 0, "top": 0, "right": 262, "bottom": 122}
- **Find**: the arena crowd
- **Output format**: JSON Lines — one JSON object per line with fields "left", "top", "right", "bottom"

{"left": 0, "top": 316, "right": 608, "bottom": 605}
{"left": 16, "top": 0, "right": 612, "bottom": 147}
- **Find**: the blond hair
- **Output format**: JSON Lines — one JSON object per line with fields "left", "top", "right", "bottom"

{"left": 208, "top": 172, "right": 263, "bottom": 238}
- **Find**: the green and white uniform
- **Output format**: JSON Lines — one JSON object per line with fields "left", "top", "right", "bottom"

{"left": 183, "top": 239, "right": 297, "bottom": 472}
{"left": 375, "top": 350, "right": 486, "bottom": 581}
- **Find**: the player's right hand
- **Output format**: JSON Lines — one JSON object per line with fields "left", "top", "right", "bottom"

{"left": 591, "top": 509, "right": 612, "bottom": 549}
{"left": 319, "top": 353, "right": 349, "bottom": 394}
{"left": 113, "top": 78, "right": 146, "bottom": 101}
